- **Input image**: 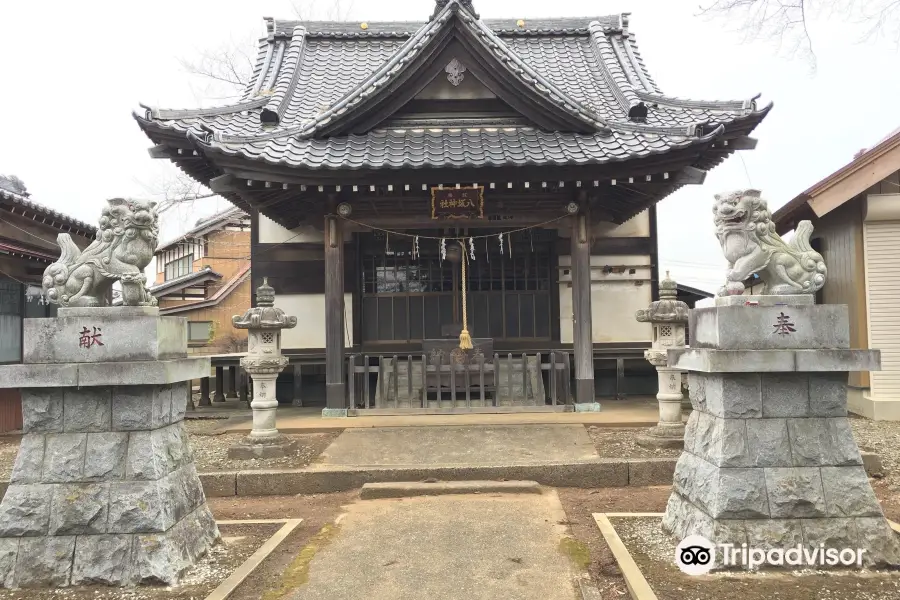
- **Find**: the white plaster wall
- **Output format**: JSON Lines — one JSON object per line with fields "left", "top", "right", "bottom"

{"left": 274, "top": 293, "right": 353, "bottom": 349}
{"left": 258, "top": 214, "right": 324, "bottom": 244}
{"left": 558, "top": 254, "right": 653, "bottom": 344}
{"left": 592, "top": 210, "right": 650, "bottom": 238}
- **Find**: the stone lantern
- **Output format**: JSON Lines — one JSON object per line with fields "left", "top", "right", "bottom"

{"left": 635, "top": 272, "right": 689, "bottom": 449}
{"left": 228, "top": 278, "right": 298, "bottom": 459}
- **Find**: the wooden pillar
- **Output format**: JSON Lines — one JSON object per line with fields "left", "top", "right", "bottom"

{"left": 571, "top": 212, "right": 595, "bottom": 404}
{"left": 226, "top": 366, "right": 238, "bottom": 398}
{"left": 615, "top": 358, "right": 626, "bottom": 400}
{"left": 325, "top": 214, "right": 346, "bottom": 408}
{"left": 213, "top": 366, "right": 226, "bottom": 402}
{"left": 186, "top": 380, "right": 195, "bottom": 411}
{"left": 292, "top": 364, "right": 303, "bottom": 407}
{"left": 239, "top": 369, "right": 249, "bottom": 406}
{"left": 199, "top": 377, "right": 211, "bottom": 407}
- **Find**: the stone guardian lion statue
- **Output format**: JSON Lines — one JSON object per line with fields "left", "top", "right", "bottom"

{"left": 713, "top": 189, "right": 827, "bottom": 296}
{"left": 42, "top": 198, "right": 159, "bottom": 307}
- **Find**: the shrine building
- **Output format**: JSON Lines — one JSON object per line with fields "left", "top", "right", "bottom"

{"left": 135, "top": 1, "right": 769, "bottom": 413}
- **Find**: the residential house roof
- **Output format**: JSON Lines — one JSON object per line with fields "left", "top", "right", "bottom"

{"left": 773, "top": 127, "right": 900, "bottom": 234}
{"left": 148, "top": 266, "right": 223, "bottom": 296}
{"left": 0, "top": 175, "right": 97, "bottom": 239}
{"left": 135, "top": 2, "right": 769, "bottom": 226}
{"left": 158, "top": 264, "right": 251, "bottom": 315}
{"left": 155, "top": 206, "right": 248, "bottom": 254}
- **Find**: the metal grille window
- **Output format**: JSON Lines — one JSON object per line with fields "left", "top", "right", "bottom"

{"left": 164, "top": 255, "right": 193, "bottom": 281}
{"left": 188, "top": 321, "right": 211, "bottom": 343}
{"left": 359, "top": 230, "right": 556, "bottom": 344}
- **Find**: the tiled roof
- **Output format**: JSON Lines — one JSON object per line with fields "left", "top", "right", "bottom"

{"left": 200, "top": 126, "right": 722, "bottom": 171}
{"left": 136, "top": 3, "right": 768, "bottom": 173}
{"left": 158, "top": 265, "right": 250, "bottom": 315}
{"left": 0, "top": 180, "right": 97, "bottom": 237}
{"left": 155, "top": 206, "right": 248, "bottom": 253}
{"left": 149, "top": 266, "right": 222, "bottom": 296}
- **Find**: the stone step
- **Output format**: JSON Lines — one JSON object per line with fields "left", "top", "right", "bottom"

{"left": 359, "top": 480, "right": 542, "bottom": 499}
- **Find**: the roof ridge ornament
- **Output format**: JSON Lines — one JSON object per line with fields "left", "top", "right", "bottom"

{"left": 432, "top": 0, "right": 479, "bottom": 21}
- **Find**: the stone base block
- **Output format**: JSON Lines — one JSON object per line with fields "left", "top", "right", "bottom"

{"left": 574, "top": 402, "right": 602, "bottom": 413}
{"left": 24, "top": 308, "right": 186, "bottom": 364}
{"left": 696, "top": 294, "right": 814, "bottom": 308}
{"left": 689, "top": 303, "right": 849, "bottom": 350}
{"left": 228, "top": 435, "right": 297, "bottom": 460}
{"left": 0, "top": 379, "right": 220, "bottom": 589}
{"left": 0, "top": 504, "right": 219, "bottom": 588}
{"left": 663, "top": 492, "right": 900, "bottom": 570}
{"left": 322, "top": 408, "right": 348, "bottom": 418}
{"left": 636, "top": 424, "right": 685, "bottom": 450}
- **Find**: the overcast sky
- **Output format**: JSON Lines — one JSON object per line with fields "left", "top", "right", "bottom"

{"left": 1, "top": 0, "right": 898, "bottom": 292}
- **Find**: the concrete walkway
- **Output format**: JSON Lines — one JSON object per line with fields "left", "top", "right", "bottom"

{"left": 289, "top": 492, "right": 579, "bottom": 600}
{"left": 317, "top": 425, "right": 598, "bottom": 467}
{"left": 215, "top": 397, "right": 661, "bottom": 432}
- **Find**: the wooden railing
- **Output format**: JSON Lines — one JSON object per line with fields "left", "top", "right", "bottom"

{"left": 347, "top": 350, "right": 571, "bottom": 411}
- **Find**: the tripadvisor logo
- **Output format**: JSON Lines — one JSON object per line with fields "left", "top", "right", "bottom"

{"left": 675, "top": 535, "right": 867, "bottom": 574}
{"left": 676, "top": 535, "right": 715, "bottom": 575}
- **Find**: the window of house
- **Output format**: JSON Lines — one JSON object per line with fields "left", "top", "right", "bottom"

{"left": 164, "top": 254, "right": 193, "bottom": 281}
{"left": 0, "top": 279, "right": 23, "bottom": 364}
{"left": 188, "top": 321, "right": 212, "bottom": 344}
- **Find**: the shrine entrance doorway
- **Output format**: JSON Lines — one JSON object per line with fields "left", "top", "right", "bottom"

{"left": 357, "top": 228, "right": 559, "bottom": 349}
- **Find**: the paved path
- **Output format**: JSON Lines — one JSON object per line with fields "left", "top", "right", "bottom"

{"left": 214, "top": 398, "right": 661, "bottom": 432}
{"left": 317, "top": 424, "right": 598, "bottom": 467}
{"left": 290, "top": 492, "right": 579, "bottom": 600}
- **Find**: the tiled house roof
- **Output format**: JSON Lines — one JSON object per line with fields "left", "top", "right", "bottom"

{"left": 135, "top": 2, "right": 769, "bottom": 225}
{"left": 155, "top": 206, "right": 247, "bottom": 254}
{"left": 148, "top": 266, "right": 222, "bottom": 296}
{"left": 0, "top": 176, "right": 97, "bottom": 238}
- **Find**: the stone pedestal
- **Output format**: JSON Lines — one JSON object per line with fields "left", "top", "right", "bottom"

{"left": 635, "top": 273, "right": 688, "bottom": 450}
{"left": 0, "top": 308, "right": 219, "bottom": 588}
{"left": 227, "top": 279, "right": 297, "bottom": 460}
{"left": 637, "top": 363, "right": 686, "bottom": 449}
{"left": 662, "top": 296, "right": 900, "bottom": 569}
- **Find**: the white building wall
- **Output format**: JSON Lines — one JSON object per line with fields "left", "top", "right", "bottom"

{"left": 275, "top": 293, "right": 353, "bottom": 349}
{"left": 258, "top": 214, "right": 324, "bottom": 244}
{"left": 558, "top": 254, "right": 653, "bottom": 344}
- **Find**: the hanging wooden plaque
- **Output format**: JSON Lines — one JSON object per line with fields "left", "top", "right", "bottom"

{"left": 430, "top": 186, "right": 484, "bottom": 219}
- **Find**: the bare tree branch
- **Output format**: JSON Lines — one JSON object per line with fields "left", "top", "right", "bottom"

{"left": 699, "top": 0, "right": 900, "bottom": 68}
{"left": 158, "top": 0, "right": 355, "bottom": 220}
{"left": 178, "top": 36, "right": 256, "bottom": 99}
{"left": 135, "top": 170, "right": 217, "bottom": 215}
{"left": 291, "top": 0, "right": 356, "bottom": 22}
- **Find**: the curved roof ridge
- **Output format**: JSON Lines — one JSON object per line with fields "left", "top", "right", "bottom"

{"left": 461, "top": 11, "right": 607, "bottom": 130}
{"left": 208, "top": 2, "right": 614, "bottom": 145}
{"left": 634, "top": 90, "right": 766, "bottom": 113}
{"left": 139, "top": 97, "right": 269, "bottom": 121}
{"left": 265, "top": 25, "right": 308, "bottom": 119}
{"left": 620, "top": 31, "right": 658, "bottom": 92}
{"left": 586, "top": 21, "right": 639, "bottom": 115}
{"left": 604, "top": 120, "right": 722, "bottom": 139}
{"left": 212, "top": 10, "right": 448, "bottom": 144}
{"left": 243, "top": 37, "right": 274, "bottom": 101}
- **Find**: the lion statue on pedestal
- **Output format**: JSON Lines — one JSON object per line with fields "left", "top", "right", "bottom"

{"left": 42, "top": 198, "right": 159, "bottom": 307}
{"left": 713, "top": 189, "right": 827, "bottom": 297}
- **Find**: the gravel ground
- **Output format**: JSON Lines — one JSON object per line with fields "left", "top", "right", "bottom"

{"left": 587, "top": 426, "right": 681, "bottom": 459}
{"left": 0, "top": 420, "right": 340, "bottom": 476}
{"left": 609, "top": 516, "right": 900, "bottom": 600}
{"left": 0, "top": 523, "right": 280, "bottom": 600}
{"left": 851, "top": 416, "right": 900, "bottom": 483}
